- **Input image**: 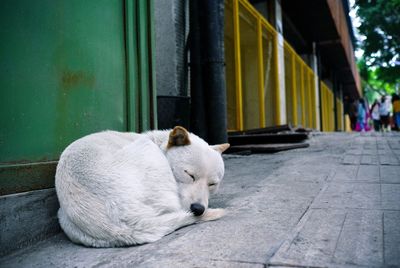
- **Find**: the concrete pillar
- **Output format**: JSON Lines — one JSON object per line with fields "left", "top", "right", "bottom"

{"left": 154, "top": 0, "right": 188, "bottom": 96}
{"left": 274, "top": 0, "right": 287, "bottom": 125}
{"left": 154, "top": 0, "right": 190, "bottom": 129}
{"left": 311, "top": 42, "right": 321, "bottom": 130}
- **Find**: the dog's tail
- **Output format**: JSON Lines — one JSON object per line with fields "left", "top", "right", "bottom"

{"left": 125, "top": 208, "right": 226, "bottom": 244}
{"left": 122, "top": 210, "right": 198, "bottom": 244}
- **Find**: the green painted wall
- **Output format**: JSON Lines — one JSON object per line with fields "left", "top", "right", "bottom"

{"left": 0, "top": 0, "right": 156, "bottom": 195}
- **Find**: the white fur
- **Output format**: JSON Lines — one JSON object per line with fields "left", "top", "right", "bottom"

{"left": 55, "top": 129, "right": 227, "bottom": 247}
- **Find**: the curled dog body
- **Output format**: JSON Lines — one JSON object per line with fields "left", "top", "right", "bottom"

{"left": 55, "top": 126, "right": 229, "bottom": 247}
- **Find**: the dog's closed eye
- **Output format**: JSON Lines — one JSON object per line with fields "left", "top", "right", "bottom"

{"left": 184, "top": 170, "right": 195, "bottom": 182}
{"left": 208, "top": 183, "right": 216, "bottom": 187}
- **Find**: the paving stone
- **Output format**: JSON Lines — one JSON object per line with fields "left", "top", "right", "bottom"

{"left": 270, "top": 209, "right": 347, "bottom": 267}
{"left": 361, "top": 149, "right": 378, "bottom": 155}
{"left": 271, "top": 209, "right": 388, "bottom": 267}
{"left": 381, "top": 184, "right": 400, "bottom": 210}
{"left": 350, "top": 183, "right": 382, "bottom": 209}
{"left": 152, "top": 211, "right": 300, "bottom": 265}
{"left": 384, "top": 211, "right": 400, "bottom": 266}
{"left": 360, "top": 154, "right": 379, "bottom": 165}
{"left": 380, "top": 166, "right": 400, "bottom": 184}
{"left": 377, "top": 141, "right": 390, "bottom": 150}
{"left": 266, "top": 162, "right": 333, "bottom": 184}
{"left": 377, "top": 149, "right": 388, "bottom": 155}
{"left": 349, "top": 149, "right": 364, "bottom": 155}
{"left": 312, "top": 182, "right": 383, "bottom": 210}
{"left": 311, "top": 184, "right": 352, "bottom": 209}
{"left": 240, "top": 182, "right": 322, "bottom": 211}
{"left": 388, "top": 142, "right": 400, "bottom": 150}
{"left": 388, "top": 145, "right": 400, "bottom": 150}
{"left": 333, "top": 210, "right": 383, "bottom": 266}
{"left": 363, "top": 142, "right": 377, "bottom": 150}
{"left": 379, "top": 154, "right": 400, "bottom": 165}
{"left": 356, "top": 165, "right": 380, "bottom": 183}
{"left": 331, "top": 165, "right": 358, "bottom": 182}
{"left": 342, "top": 155, "right": 361, "bottom": 165}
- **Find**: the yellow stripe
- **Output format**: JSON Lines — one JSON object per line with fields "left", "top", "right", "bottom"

{"left": 274, "top": 31, "right": 280, "bottom": 125}
{"left": 239, "top": 0, "right": 260, "bottom": 19}
{"left": 232, "top": 0, "right": 243, "bottom": 130}
{"left": 307, "top": 71, "right": 313, "bottom": 128}
{"left": 257, "top": 19, "right": 265, "bottom": 127}
{"left": 312, "top": 73, "right": 317, "bottom": 129}
{"left": 321, "top": 82, "right": 325, "bottom": 131}
{"left": 291, "top": 53, "right": 298, "bottom": 126}
{"left": 241, "top": 0, "right": 276, "bottom": 34}
{"left": 300, "top": 64, "right": 305, "bottom": 127}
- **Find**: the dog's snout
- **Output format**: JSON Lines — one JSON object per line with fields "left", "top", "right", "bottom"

{"left": 190, "top": 203, "right": 205, "bottom": 216}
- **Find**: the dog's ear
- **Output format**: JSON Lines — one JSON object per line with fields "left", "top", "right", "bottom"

{"left": 167, "top": 126, "right": 191, "bottom": 148}
{"left": 211, "top": 143, "right": 230, "bottom": 154}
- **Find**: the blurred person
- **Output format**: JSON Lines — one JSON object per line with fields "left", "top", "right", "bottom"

{"left": 348, "top": 99, "right": 358, "bottom": 131}
{"left": 392, "top": 93, "right": 400, "bottom": 131}
{"left": 357, "top": 98, "right": 367, "bottom": 132}
{"left": 364, "top": 99, "right": 371, "bottom": 131}
{"left": 379, "top": 96, "right": 391, "bottom": 131}
{"left": 370, "top": 98, "right": 381, "bottom": 131}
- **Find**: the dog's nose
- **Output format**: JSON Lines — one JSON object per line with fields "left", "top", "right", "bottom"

{"left": 190, "top": 203, "right": 205, "bottom": 216}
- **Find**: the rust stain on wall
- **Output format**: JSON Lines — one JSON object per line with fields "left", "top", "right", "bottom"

{"left": 61, "top": 70, "right": 95, "bottom": 89}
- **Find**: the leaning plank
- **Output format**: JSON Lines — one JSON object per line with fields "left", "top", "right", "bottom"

{"left": 228, "top": 124, "right": 292, "bottom": 136}
{"left": 226, "top": 143, "right": 309, "bottom": 154}
{"left": 228, "top": 133, "right": 308, "bottom": 145}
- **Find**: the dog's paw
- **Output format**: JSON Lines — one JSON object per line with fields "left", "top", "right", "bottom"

{"left": 200, "top": 208, "right": 226, "bottom": 222}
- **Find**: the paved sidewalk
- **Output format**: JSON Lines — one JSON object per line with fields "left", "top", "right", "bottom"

{"left": 1, "top": 132, "right": 399, "bottom": 267}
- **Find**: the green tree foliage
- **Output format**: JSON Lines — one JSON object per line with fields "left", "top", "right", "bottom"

{"left": 355, "top": 0, "right": 400, "bottom": 85}
{"left": 358, "top": 59, "right": 395, "bottom": 103}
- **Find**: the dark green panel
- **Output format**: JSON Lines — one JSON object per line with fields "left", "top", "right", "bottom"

{"left": 149, "top": 0, "right": 158, "bottom": 130}
{"left": 125, "top": 0, "right": 140, "bottom": 132}
{"left": 0, "top": 162, "right": 57, "bottom": 195}
{"left": 0, "top": 0, "right": 127, "bottom": 164}
{"left": 138, "top": 0, "right": 151, "bottom": 131}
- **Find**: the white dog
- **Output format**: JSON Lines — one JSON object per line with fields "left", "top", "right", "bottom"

{"left": 55, "top": 126, "right": 229, "bottom": 247}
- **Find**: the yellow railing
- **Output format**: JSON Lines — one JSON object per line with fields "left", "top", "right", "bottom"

{"left": 336, "top": 97, "right": 344, "bottom": 131}
{"left": 283, "top": 41, "right": 317, "bottom": 129}
{"left": 321, "top": 81, "right": 335, "bottom": 131}
{"left": 225, "top": 0, "right": 279, "bottom": 131}
{"left": 225, "top": 0, "right": 344, "bottom": 132}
